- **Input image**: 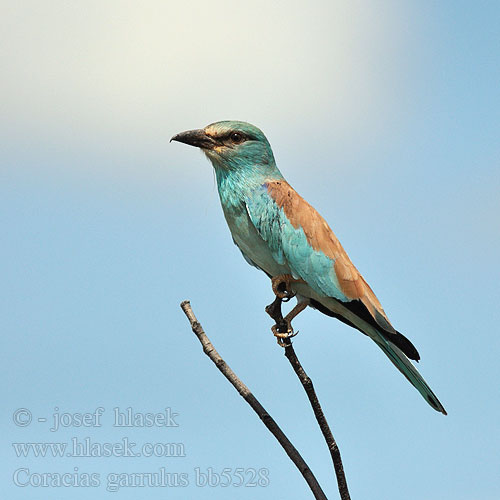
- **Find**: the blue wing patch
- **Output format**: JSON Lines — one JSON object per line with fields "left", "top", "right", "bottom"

{"left": 245, "top": 185, "right": 349, "bottom": 302}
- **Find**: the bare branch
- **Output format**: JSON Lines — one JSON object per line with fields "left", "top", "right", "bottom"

{"left": 284, "top": 344, "right": 350, "bottom": 500}
{"left": 266, "top": 290, "right": 351, "bottom": 500}
{"left": 180, "top": 300, "right": 328, "bottom": 500}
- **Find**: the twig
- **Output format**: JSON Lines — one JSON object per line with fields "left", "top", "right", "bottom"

{"left": 180, "top": 300, "right": 328, "bottom": 500}
{"left": 284, "top": 344, "right": 350, "bottom": 500}
{"left": 266, "top": 294, "right": 351, "bottom": 500}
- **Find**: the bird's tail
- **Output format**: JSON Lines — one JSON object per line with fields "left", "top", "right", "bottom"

{"left": 374, "top": 337, "right": 447, "bottom": 414}
{"left": 311, "top": 295, "right": 447, "bottom": 414}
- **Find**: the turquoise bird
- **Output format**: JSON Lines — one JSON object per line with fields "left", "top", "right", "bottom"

{"left": 172, "top": 120, "right": 446, "bottom": 415}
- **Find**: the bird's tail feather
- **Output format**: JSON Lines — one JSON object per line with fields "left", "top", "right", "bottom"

{"left": 374, "top": 336, "right": 447, "bottom": 414}
{"left": 310, "top": 294, "right": 447, "bottom": 414}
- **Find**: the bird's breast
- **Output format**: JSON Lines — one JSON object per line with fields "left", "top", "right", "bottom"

{"left": 221, "top": 202, "right": 289, "bottom": 277}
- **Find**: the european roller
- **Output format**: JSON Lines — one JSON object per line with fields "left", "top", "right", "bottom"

{"left": 172, "top": 120, "right": 446, "bottom": 415}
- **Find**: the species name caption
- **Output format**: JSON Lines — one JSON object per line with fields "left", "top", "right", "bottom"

{"left": 11, "top": 407, "right": 270, "bottom": 491}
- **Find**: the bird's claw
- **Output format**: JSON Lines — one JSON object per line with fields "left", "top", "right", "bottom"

{"left": 271, "top": 274, "right": 297, "bottom": 300}
{"left": 271, "top": 323, "right": 299, "bottom": 347}
{"left": 267, "top": 275, "right": 307, "bottom": 347}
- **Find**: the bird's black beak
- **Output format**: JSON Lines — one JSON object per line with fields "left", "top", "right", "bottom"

{"left": 170, "top": 129, "right": 216, "bottom": 150}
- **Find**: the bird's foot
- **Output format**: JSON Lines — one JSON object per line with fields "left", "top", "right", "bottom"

{"left": 271, "top": 322, "right": 299, "bottom": 347}
{"left": 271, "top": 274, "right": 297, "bottom": 301}
{"left": 267, "top": 276, "right": 308, "bottom": 347}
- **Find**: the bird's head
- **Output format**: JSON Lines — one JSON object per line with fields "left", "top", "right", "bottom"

{"left": 171, "top": 121, "right": 277, "bottom": 174}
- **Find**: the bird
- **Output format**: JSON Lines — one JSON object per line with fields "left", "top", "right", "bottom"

{"left": 171, "top": 120, "right": 446, "bottom": 415}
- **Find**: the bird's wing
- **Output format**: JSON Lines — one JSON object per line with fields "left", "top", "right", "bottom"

{"left": 245, "top": 180, "right": 446, "bottom": 414}
{"left": 246, "top": 180, "right": 392, "bottom": 330}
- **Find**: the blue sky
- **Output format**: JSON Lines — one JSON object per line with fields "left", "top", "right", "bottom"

{"left": 2, "top": 1, "right": 499, "bottom": 499}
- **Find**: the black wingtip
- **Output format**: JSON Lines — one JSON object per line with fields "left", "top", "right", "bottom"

{"left": 392, "top": 330, "right": 421, "bottom": 361}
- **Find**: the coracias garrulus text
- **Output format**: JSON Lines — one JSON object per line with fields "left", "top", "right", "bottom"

{"left": 172, "top": 120, "right": 446, "bottom": 414}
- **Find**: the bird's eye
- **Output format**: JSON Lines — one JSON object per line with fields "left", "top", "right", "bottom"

{"left": 230, "top": 132, "right": 244, "bottom": 144}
